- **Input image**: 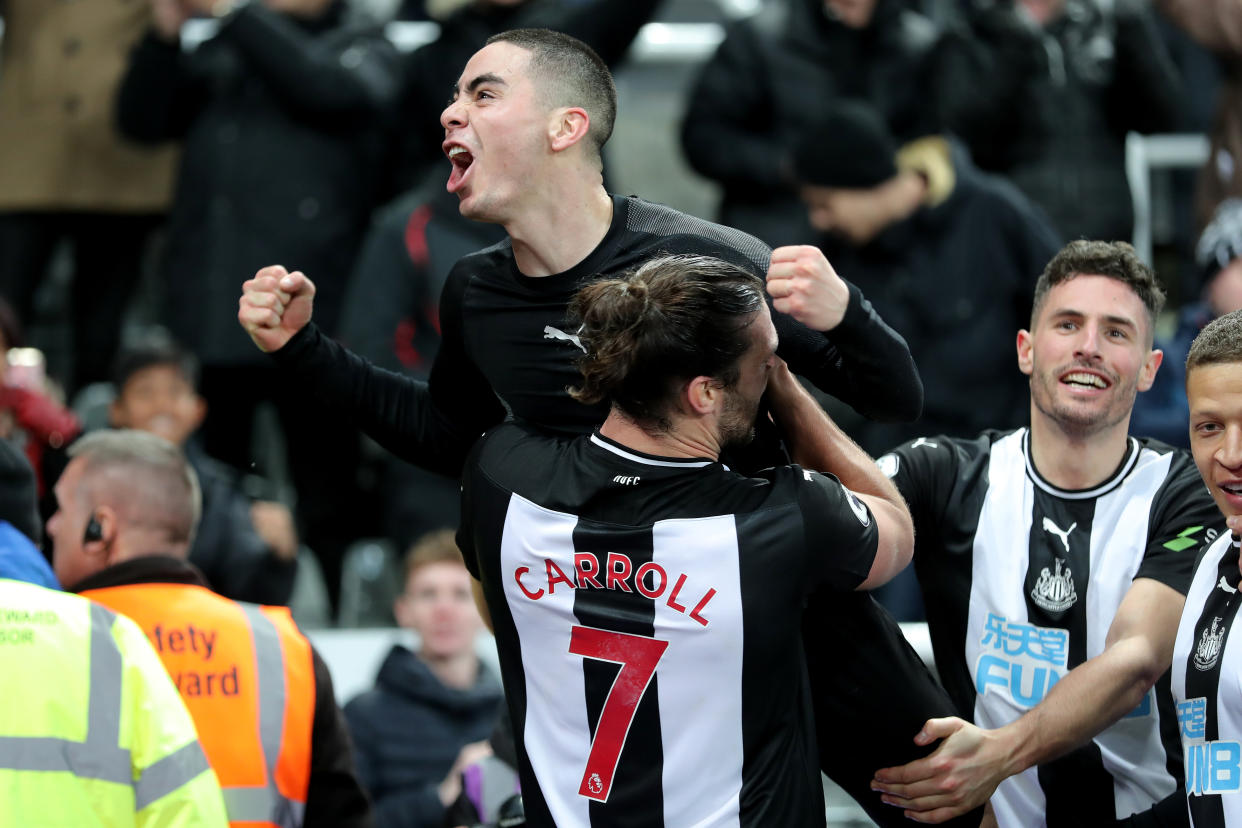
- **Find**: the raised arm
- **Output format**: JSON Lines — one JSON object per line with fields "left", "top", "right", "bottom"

{"left": 199, "top": 2, "right": 400, "bottom": 118}
{"left": 765, "top": 359, "right": 914, "bottom": 590}
{"left": 870, "top": 577, "right": 1184, "bottom": 822}
{"left": 239, "top": 265, "right": 503, "bottom": 477}
{"left": 766, "top": 244, "right": 924, "bottom": 423}
{"left": 116, "top": 1, "right": 210, "bottom": 144}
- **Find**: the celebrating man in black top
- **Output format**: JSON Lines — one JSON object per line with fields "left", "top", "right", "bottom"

{"left": 459, "top": 253, "right": 914, "bottom": 826}
{"left": 239, "top": 29, "right": 980, "bottom": 825}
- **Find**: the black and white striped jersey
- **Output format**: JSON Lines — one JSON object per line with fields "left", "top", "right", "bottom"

{"left": 459, "top": 422, "right": 881, "bottom": 828}
{"left": 1172, "top": 532, "right": 1242, "bottom": 826}
{"left": 880, "top": 428, "right": 1223, "bottom": 827}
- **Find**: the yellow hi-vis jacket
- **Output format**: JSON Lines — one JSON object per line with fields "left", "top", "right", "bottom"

{"left": 0, "top": 578, "right": 228, "bottom": 826}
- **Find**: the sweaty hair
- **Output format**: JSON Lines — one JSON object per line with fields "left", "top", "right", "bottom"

{"left": 403, "top": 528, "right": 465, "bottom": 587}
{"left": 1187, "top": 308, "right": 1242, "bottom": 375}
{"left": 1031, "top": 240, "right": 1166, "bottom": 343}
{"left": 568, "top": 255, "right": 766, "bottom": 431}
{"left": 112, "top": 338, "right": 200, "bottom": 393}
{"left": 486, "top": 28, "right": 617, "bottom": 165}
{"left": 68, "top": 429, "right": 201, "bottom": 549}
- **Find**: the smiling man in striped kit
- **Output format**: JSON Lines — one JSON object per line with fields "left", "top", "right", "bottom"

{"left": 872, "top": 240, "right": 1224, "bottom": 826}
{"left": 1173, "top": 308, "right": 1242, "bottom": 825}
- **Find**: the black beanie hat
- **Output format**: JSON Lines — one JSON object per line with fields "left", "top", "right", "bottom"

{"left": 793, "top": 101, "right": 899, "bottom": 189}
{"left": 0, "top": 439, "right": 40, "bottom": 544}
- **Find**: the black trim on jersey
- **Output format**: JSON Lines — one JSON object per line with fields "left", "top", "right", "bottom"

{"left": 734, "top": 509, "right": 826, "bottom": 826}
{"left": 458, "top": 452, "right": 559, "bottom": 828}
{"left": 897, "top": 433, "right": 996, "bottom": 719}
{"left": 571, "top": 520, "right": 665, "bottom": 828}
{"left": 1185, "top": 537, "right": 1242, "bottom": 827}
{"left": 1023, "top": 431, "right": 1142, "bottom": 500}
{"left": 1027, "top": 492, "right": 1116, "bottom": 825}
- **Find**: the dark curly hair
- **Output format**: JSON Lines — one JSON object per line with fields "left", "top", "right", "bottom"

{"left": 568, "top": 255, "right": 766, "bottom": 432}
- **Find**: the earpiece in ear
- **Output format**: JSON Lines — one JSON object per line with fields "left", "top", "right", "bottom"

{"left": 83, "top": 515, "right": 103, "bottom": 544}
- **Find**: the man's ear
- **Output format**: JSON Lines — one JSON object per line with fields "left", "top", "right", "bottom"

{"left": 89, "top": 505, "right": 120, "bottom": 565}
{"left": 1137, "top": 348, "right": 1164, "bottom": 393}
{"left": 684, "top": 376, "right": 719, "bottom": 416}
{"left": 549, "top": 106, "right": 591, "bottom": 153}
{"left": 1016, "top": 329, "right": 1035, "bottom": 377}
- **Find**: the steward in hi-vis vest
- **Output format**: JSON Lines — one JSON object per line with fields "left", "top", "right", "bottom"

{"left": 51, "top": 430, "right": 372, "bottom": 828}
{"left": 0, "top": 577, "right": 227, "bottom": 826}
{"left": 82, "top": 577, "right": 315, "bottom": 827}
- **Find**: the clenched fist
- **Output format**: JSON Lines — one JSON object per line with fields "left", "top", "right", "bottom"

{"left": 238, "top": 265, "right": 316, "bottom": 353}
{"left": 765, "top": 245, "right": 850, "bottom": 332}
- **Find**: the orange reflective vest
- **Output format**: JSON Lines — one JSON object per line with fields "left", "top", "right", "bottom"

{"left": 82, "top": 582, "right": 314, "bottom": 828}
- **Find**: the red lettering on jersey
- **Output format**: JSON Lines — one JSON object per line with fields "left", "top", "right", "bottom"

{"left": 689, "top": 588, "right": 716, "bottom": 627}
{"left": 634, "top": 562, "right": 667, "bottom": 599}
{"left": 514, "top": 567, "right": 544, "bottom": 600}
{"left": 569, "top": 626, "right": 669, "bottom": 802}
{"left": 606, "top": 552, "right": 634, "bottom": 592}
{"left": 545, "top": 559, "right": 576, "bottom": 594}
{"left": 666, "top": 573, "right": 688, "bottom": 612}
{"left": 574, "top": 553, "right": 603, "bottom": 589}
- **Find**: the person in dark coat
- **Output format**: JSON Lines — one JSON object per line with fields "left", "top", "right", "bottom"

{"left": 344, "top": 530, "right": 503, "bottom": 828}
{"left": 680, "top": 0, "right": 948, "bottom": 248}
{"left": 1131, "top": 198, "right": 1242, "bottom": 447}
{"left": 938, "top": 0, "right": 1181, "bottom": 242}
{"left": 793, "top": 102, "right": 1062, "bottom": 454}
{"left": 116, "top": 0, "right": 402, "bottom": 611}
{"left": 0, "top": 437, "right": 57, "bottom": 588}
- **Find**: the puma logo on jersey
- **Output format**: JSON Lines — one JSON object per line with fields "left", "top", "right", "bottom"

{"left": 543, "top": 325, "right": 586, "bottom": 353}
{"left": 911, "top": 437, "right": 938, "bottom": 449}
{"left": 612, "top": 475, "right": 641, "bottom": 486}
{"left": 1220, "top": 576, "right": 1238, "bottom": 595}
{"left": 1041, "top": 517, "right": 1077, "bottom": 554}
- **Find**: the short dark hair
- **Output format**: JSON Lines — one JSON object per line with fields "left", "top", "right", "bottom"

{"left": 113, "top": 340, "right": 200, "bottom": 393}
{"left": 568, "top": 255, "right": 766, "bottom": 431}
{"left": 1031, "top": 241, "right": 1166, "bottom": 342}
{"left": 1187, "top": 308, "right": 1242, "bottom": 375}
{"left": 486, "top": 28, "right": 617, "bottom": 165}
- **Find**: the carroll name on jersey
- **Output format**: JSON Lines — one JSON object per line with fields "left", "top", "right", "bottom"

{"left": 461, "top": 424, "right": 880, "bottom": 828}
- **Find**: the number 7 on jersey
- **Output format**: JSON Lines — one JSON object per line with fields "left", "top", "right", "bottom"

{"left": 568, "top": 625, "right": 669, "bottom": 802}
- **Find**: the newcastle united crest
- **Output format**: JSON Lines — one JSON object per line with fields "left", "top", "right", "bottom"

{"left": 1031, "top": 558, "right": 1078, "bottom": 613}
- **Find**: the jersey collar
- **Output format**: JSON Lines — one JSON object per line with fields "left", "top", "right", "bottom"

{"left": 1021, "top": 428, "right": 1141, "bottom": 500}
{"left": 589, "top": 431, "right": 722, "bottom": 469}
